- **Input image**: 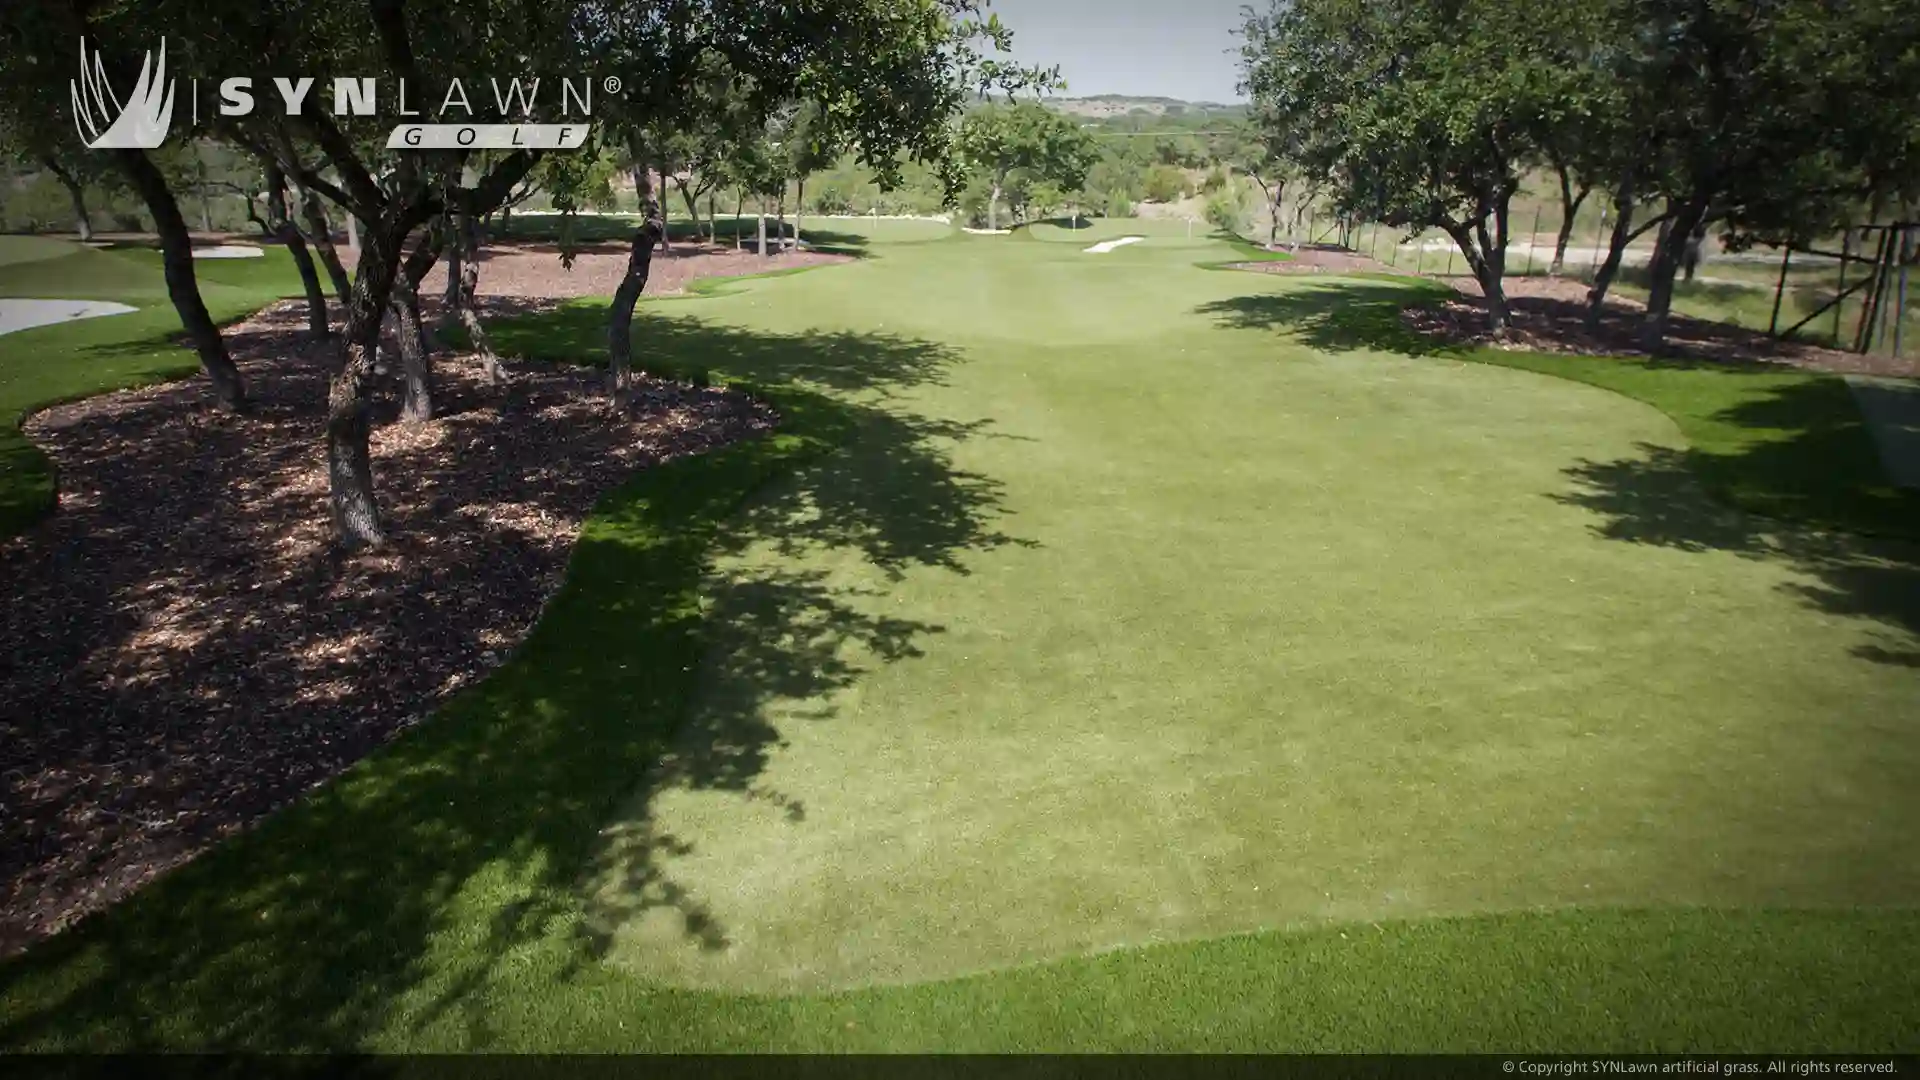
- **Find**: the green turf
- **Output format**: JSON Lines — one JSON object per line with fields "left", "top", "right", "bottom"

{"left": 1197, "top": 276, "right": 1920, "bottom": 541}
{"left": 2, "top": 226, "right": 1918, "bottom": 1050}
{"left": 0, "top": 237, "right": 313, "bottom": 536}
{"left": 0, "top": 234, "right": 86, "bottom": 267}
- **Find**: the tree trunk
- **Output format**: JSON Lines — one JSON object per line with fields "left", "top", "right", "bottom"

{"left": 390, "top": 231, "right": 444, "bottom": 423}
{"left": 735, "top": 192, "right": 746, "bottom": 250}
{"left": 1255, "top": 174, "right": 1283, "bottom": 249}
{"left": 330, "top": 211, "right": 416, "bottom": 549}
{"left": 1640, "top": 197, "right": 1708, "bottom": 352}
{"left": 655, "top": 161, "right": 673, "bottom": 251}
{"left": 1444, "top": 217, "right": 1511, "bottom": 335}
{"left": 441, "top": 229, "right": 464, "bottom": 332}
{"left": 757, "top": 198, "right": 769, "bottom": 257}
{"left": 988, "top": 178, "right": 1002, "bottom": 231}
{"left": 454, "top": 212, "right": 502, "bottom": 382}
{"left": 345, "top": 207, "right": 360, "bottom": 251}
{"left": 112, "top": 149, "right": 244, "bottom": 409}
{"left": 287, "top": 239, "right": 328, "bottom": 338}
{"left": 794, "top": 178, "right": 807, "bottom": 252}
{"left": 263, "top": 162, "right": 328, "bottom": 337}
{"left": 1585, "top": 181, "right": 1643, "bottom": 329}
{"left": 775, "top": 189, "right": 787, "bottom": 253}
{"left": 606, "top": 147, "right": 667, "bottom": 408}
{"left": 291, "top": 183, "right": 353, "bottom": 302}
{"left": 41, "top": 159, "right": 93, "bottom": 241}
{"left": 1681, "top": 223, "right": 1706, "bottom": 282}
{"left": 707, "top": 190, "right": 717, "bottom": 244}
{"left": 1549, "top": 164, "right": 1588, "bottom": 278}
{"left": 606, "top": 216, "right": 665, "bottom": 410}
{"left": 390, "top": 290, "right": 432, "bottom": 423}
{"left": 199, "top": 191, "right": 214, "bottom": 234}
{"left": 679, "top": 180, "right": 702, "bottom": 247}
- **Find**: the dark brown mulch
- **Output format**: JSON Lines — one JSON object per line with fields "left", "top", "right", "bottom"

{"left": 375, "top": 240, "right": 850, "bottom": 301}
{"left": 0, "top": 301, "right": 778, "bottom": 955}
{"left": 1411, "top": 277, "right": 1918, "bottom": 377}
{"left": 1225, "top": 243, "right": 1403, "bottom": 276}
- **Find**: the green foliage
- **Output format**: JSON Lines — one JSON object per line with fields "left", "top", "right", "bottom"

{"left": 958, "top": 102, "right": 1100, "bottom": 193}
{"left": 1204, "top": 189, "right": 1249, "bottom": 235}
{"left": 1143, "top": 164, "right": 1188, "bottom": 204}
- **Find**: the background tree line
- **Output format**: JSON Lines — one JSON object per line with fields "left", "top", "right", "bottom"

{"left": 1235, "top": 0, "right": 1920, "bottom": 350}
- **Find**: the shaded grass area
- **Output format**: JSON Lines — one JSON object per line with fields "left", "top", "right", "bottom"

{"left": 1200, "top": 273, "right": 1920, "bottom": 676}
{"left": 1198, "top": 277, "right": 1920, "bottom": 541}
{"left": 0, "top": 240, "right": 311, "bottom": 536}
{"left": 486, "top": 212, "right": 954, "bottom": 258}
{"left": 5, "top": 289, "right": 1919, "bottom": 1049}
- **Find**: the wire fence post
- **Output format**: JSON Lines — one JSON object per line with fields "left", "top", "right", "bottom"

{"left": 1446, "top": 237, "right": 1456, "bottom": 276}
{"left": 1387, "top": 226, "right": 1398, "bottom": 267}
{"left": 1835, "top": 227, "right": 1853, "bottom": 345}
{"left": 1416, "top": 236, "right": 1426, "bottom": 275}
{"left": 1592, "top": 206, "right": 1606, "bottom": 273}
{"left": 1768, "top": 245, "right": 1793, "bottom": 336}
{"left": 1524, "top": 205, "right": 1540, "bottom": 277}
{"left": 1895, "top": 225, "right": 1912, "bottom": 359}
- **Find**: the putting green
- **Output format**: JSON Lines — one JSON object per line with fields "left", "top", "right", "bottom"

{"left": 579, "top": 226, "right": 1920, "bottom": 993}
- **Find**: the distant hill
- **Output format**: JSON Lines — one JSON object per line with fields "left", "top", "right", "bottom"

{"left": 1047, "top": 96, "right": 1245, "bottom": 120}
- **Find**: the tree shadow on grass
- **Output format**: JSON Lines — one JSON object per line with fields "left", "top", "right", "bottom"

{"left": 0, "top": 307, "right": 1030, "bottom": 1049}
{"left": 1558, "top": 435, "right": 1920, "bottom": 672}
{"left": 1195, "top": 278, "right": 1461, "bottom": 358}
{"left": 1199, "top": 276, "right": 1920, "bottom": 671}
{"left": 490, "top": 214, "right": 877, "bottom": 260}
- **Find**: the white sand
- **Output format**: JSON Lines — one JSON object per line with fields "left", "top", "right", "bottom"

{"left": 0, "top": 299, "right": 138, "bottom": 336}
{"left": 1084, "top": 236, "right": 1145, "bottom": 254}
{"left": 962, "top": 227, "right": 1012, "bottom": 235}
{"left": 192, "top": 244, "right": 265, "bottom": 259}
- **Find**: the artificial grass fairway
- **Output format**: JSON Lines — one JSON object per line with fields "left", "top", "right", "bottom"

{"left": 1, "top": 223, "right": 1917, "bottom": 1049}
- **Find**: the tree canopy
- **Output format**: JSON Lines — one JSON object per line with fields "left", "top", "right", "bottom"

{"left": 1238, "top": 0, "right": 1920, "bottom": 345}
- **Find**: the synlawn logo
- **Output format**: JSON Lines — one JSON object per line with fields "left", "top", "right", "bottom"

{"left": 71, "top": 38, "right": 601, "bottom": 151}
{"left": 72, "top": 38, "right": 175, "bottom": 150}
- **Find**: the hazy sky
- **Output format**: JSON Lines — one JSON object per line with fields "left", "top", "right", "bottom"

{"left": 991, "top": 0, "right": 1250, "bottom": 103}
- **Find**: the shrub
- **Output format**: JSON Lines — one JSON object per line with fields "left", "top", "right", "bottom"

{"left": 1107, "top": 193, "right": 1135, "bottom": 219}
{"left": 811, "top": 186, "right": 855, "bottom": 215}
{"left": 1204, "top": 190, "right": 1249, "bottom": 236}
{"left": 1144, "top": 164, "right": 1187, "bottom": 204}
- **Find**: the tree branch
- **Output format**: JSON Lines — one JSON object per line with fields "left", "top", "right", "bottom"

{"left": 289, "top": 112, "right": 384, "bottom": 214}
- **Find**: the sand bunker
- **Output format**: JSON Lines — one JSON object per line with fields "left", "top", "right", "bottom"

{"left": 192, "top": 245, "right": 265, "bottom": 259}
{"left": 0, "top": 299, "right": 138, "bottom": 336}
{"left": 1084, "top": 236, "right": 1145, "bottom": 254}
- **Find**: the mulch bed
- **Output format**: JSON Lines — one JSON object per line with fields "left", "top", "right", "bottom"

{"left": 401, "top": 239, "right": 850, "bottom": 301}
{"left": 0, "top": 300, "right": 778, "bottom": 955}
{"left": 1414, "top": 276, "right": 1918, "bottom": 377}
{"left": 1224, "top": 243, "right": 1402, "bottom": 276}
{"left": 1227, "top": 245, "right": 1914, "bottom": 377}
